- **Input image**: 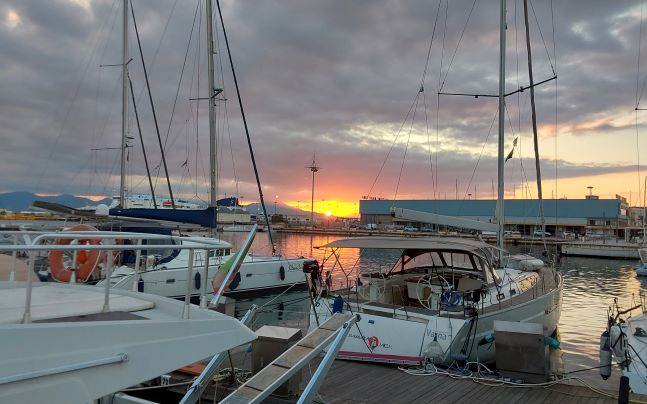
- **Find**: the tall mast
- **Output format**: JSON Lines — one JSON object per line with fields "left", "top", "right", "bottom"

{"left": 119, "top": 0, "right": 129, "bottom": 207}
{"left": 523, "top": 0, "right": 546, "bottom": 248}
{"left": 496, "top": 0, "right": 507, "bottom": 253}
{"left": 206, "top": 0, "right": 218, "bottom": 234}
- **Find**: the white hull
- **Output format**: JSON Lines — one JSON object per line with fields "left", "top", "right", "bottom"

{"left": 609, "top": 313, "right": 647, "bottom": 394}
{"left": 0, "top": 282, "right": 255, "bottom": 404}
{"left": 109, "top": 250, "right": 307, "bottom": 298}
{"left": 311, "top": 278, "right": 562, "bottom": 365}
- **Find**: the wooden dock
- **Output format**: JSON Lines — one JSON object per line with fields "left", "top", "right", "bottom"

{"left": 317, "top": 361, "right": 640, "bottom": 404}
{"left": 163, "top": 353, "right": 646, "bottom": 403}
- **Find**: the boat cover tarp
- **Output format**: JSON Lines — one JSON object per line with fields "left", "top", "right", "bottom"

{"left": 109, "top": 207, "right": 216, "bottom": 228}
{"left": 316, "top": 236, "right": 489, "bottom": 251}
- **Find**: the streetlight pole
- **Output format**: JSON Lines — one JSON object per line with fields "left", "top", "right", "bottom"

{"left": 307, "top": 156, "right": 320, "bottom": 229}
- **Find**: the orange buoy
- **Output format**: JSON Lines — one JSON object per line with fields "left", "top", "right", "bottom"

{"left": 48, "top": 224, "right": 105, "bottom": 283}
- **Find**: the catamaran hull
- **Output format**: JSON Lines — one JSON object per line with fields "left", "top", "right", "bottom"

{"left": 311, "top": 279, "right": 562, "bottom": 366}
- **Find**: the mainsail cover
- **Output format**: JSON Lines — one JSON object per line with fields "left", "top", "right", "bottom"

{"left": 109, "top": 207, "right": 216, "bottom": 228}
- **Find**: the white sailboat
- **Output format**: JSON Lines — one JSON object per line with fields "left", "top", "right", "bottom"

{"left": 43, "top": 0, "right": 313, "bottom": 298}
{"left": 602, "top": 296, "right": 647, "bottom": 394}
{"left": 306, "top": 0, "right": 562, "bottom": 366}
{"left": 105, "top": 235, "right": 311, "bottom": 299}
{"left": 0, "top": 231, "right": 256, "bottom": 404}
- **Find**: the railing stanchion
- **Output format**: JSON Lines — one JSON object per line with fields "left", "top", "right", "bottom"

{"left": 102, "top": 239, "right": 113, "bottom": 312}
{"left": 9, "top": 234, "right": 17, "bottom": 281}
{"left": 21, "top": 250, "right": 35, "bottom": 323}
{"left": 132, "top": 239, "right": 142, "bottom": 292}
{"left": 200, "top": 249, "right": 209, "bottom": 309}
{"left": 183, "top": 249, "right": 195, "bottom": 319}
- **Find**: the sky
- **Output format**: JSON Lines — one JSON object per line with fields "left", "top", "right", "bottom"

{"left": 1, "top": 0, "right": 646, "bottom": 217}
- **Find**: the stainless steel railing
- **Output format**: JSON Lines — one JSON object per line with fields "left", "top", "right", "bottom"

{"left": 0, "top": 230, "right": 230, "bottom": 323}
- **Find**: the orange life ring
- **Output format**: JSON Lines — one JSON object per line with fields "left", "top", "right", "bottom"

{"left": 48, "top": 224, "right": 105, "bottom": 283}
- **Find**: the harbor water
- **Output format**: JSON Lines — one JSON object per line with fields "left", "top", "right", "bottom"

{"left": 219, "top": 231, "right": 643, "bottom": 389}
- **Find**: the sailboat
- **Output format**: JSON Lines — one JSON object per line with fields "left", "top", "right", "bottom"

{"left": 306, "top": 0, "right": 562, "bottom": 366}
{"left": 71, "top": 0, "right": 313, "bottom": 297}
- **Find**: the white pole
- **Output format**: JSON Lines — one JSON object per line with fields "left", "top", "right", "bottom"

{"left": 102, "top": 240, "right": 113, "bottom": 312}
{"left": 9, "top": 234, "right": 17, "bottom": 281}
{"left": 206, "top": 0, "right": 218, "bottom": 235}
{"left": 496, "top": 0, "right": 507, "bottom": 255}
{"left": 200, "top": 249, "right": 209, "bottom": 308}
{"left": 183, "top": 249, "right": 195, "bottom": 319}
{"left": 132, "top": 239, "right": 142, "bottom": 292}
{"left": 119, "top": 0, "right": 129, "bottom": 207}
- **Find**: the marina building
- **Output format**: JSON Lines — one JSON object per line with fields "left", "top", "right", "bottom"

{"left": 359, "top": 196, "right": 634, "bottom": 237}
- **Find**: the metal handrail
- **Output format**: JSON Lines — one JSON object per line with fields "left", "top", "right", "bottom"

{"left": 0, "top": 230, "right": 237, "bottom": 323}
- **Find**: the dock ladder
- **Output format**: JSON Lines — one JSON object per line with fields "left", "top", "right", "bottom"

{"left": 220, "top": 312, "right": 359, "bottom": 404}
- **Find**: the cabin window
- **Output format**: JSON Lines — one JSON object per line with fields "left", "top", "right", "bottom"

{"left": 209, "top": 248, "right": 231, "bottom": 258}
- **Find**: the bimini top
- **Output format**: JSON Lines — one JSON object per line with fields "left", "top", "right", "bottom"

{"left": 316, "top": 236, "right": 491, "bottom": 252}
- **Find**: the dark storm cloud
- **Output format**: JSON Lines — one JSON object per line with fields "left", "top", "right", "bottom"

{"left": 0, "top": 0, "right": 642, "bottom": 202}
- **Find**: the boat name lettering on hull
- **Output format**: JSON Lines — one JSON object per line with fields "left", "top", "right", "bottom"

{"left": 426, "top": 330, "right": 448, "bottom": 340}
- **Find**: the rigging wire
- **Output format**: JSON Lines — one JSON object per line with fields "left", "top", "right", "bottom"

{"left": 162, "top": 0, "right": 200, "bottom": 165}
{"left": 393, "top": 93, "right": 421, "bottom": 201}
{"left": 438, "top": 0, "right": 478, "bottom": 93}
{"left": 456, "top": 106, "right": 498, "bottom": 214}
{"left": 36, "top": 0, "right": 120, "bottom": 192}
{"left": 368, "top": 0, "right": 443, "bottom": 201}
{"left": 528, "top": 0, "right": 556, "bottom": 75}
{"left": 129, "top": 77, "right": 157, "bottom": 207}
{"left": 215, "top": 0, "right": 276, "bottom": 253}
{"left": 551, "top": 0, "right": 558, "bottom": 223}
{"left": 421, "top": 0, "right": 443, "bottom": 200}
{"left": 637, "top": 0, "right": 645, "bottom": 207}
{"left": 131, "top": 1, "right": 175, "bottom": 207}
{"left": 365, "top": 92, "right": 420, "bottom": 198}
{"left": 436, "top": 0, "right": 449, "bottom": 199}
{"left": 423, "top": 90, "right": 435, "bottom": 199}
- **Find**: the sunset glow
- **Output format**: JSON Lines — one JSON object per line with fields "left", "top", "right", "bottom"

{"left": 285, "top": 200, "right": 359, "bottom": 218}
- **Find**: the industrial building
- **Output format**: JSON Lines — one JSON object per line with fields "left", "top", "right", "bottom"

{"left": 359, "top": 197, "right": 633, "bottom": 237}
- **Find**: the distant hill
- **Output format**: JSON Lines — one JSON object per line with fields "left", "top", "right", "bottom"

{"left": 243, "top": 202, "right": 324, "bottom": 218}
{"left": 0, "top": 192, "right": 111, "bottom": 212}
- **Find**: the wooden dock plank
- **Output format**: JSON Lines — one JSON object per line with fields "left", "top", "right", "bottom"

{"left": 317, "top": 361, "right": 620, "bottom": 404}
{"left": 273, "top": 345, "right": 313, "bottom": 368}
{"left": 245, "top": 364, "right": 289, "bottom": 391}
{"left": 297, "top": 328, "right": 335, "bottom": 349}
{"left": 319, "top": 313, "right": 350, "bottom": 331}
{"left": 220, "top": 385, "right": 262, "bottom": 404}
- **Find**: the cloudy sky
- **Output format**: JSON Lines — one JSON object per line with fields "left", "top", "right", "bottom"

{"left": 1, "top": 0, "right": 645, "bottom": 216}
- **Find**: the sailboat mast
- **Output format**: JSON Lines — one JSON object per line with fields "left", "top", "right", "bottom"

{"left": 119, "top": 0, "right": 129, "bottom": 207}
{"left": 523, "top": 0, "right": 546, "bottom": 247}
{"left": 496, "top": 0, "right": 507, "bottom": 252}
{"left": 206, "top": 0, "right": 218, "bottom": 233}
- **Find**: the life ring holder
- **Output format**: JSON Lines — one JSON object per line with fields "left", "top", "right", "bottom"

{"left": 48, "top": 224, "right": 105, "bottom": 283}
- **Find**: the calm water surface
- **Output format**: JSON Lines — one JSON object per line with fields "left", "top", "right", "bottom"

{"left": 220, "top": 231, "right": 644, "bottom": 388}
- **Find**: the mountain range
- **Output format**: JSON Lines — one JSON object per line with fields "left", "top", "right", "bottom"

{"left": 0, "top": 192, "right": 324, "bottom": 218}
{"left": 0, "top": 192, "right": 111, "bottom": 212}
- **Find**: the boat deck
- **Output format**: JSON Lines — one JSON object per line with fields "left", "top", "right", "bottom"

{"left": 331, "top": 266, "right": 559, "bottom": 319}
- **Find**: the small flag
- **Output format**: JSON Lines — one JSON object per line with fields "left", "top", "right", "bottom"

{"left": 505, "top": 137, "right": 518, "bottom": 163}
